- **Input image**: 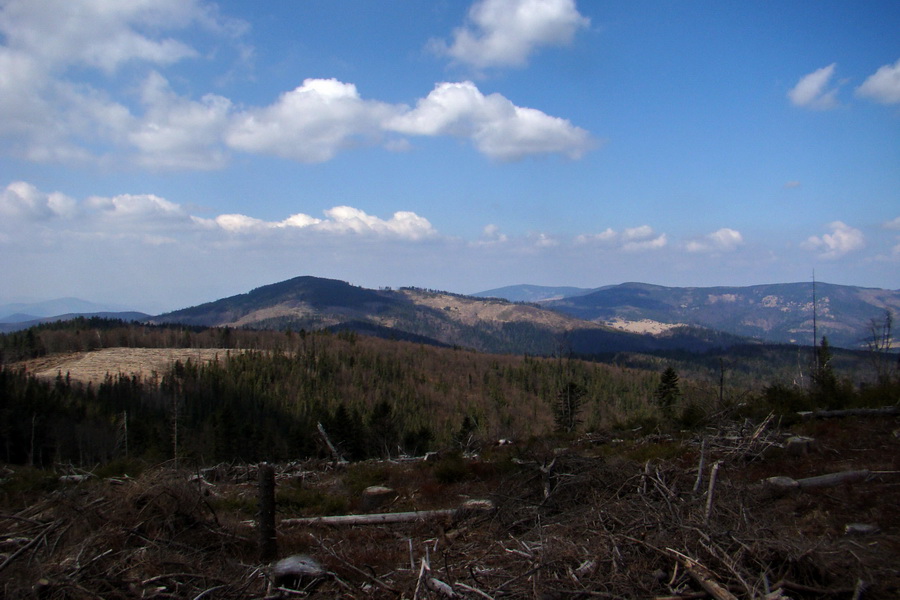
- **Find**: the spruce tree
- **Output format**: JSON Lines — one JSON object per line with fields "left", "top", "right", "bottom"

{"left": 654, "top": 367, "right": 681, "bottom": 415}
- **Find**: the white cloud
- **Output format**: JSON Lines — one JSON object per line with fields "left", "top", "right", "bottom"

{"left": 788, "top": 64, "right": 840, "bottom": 110}
{"left": 388, "top": 81, "right": 593, "bottom": 160}
{"left": 432, "top": 0, "right": 589, "bottom": 69}
{"left": 884, "top": 216, "right": 900, "bottom": 230}
{"left": 0, "top": 0, "right": 593, "bottom": 166}
{"left": 622, "top": 233, "right": 667, "bottom": 252}
{"left": 227, "top": 79, "right": 400, "bottom": 163}
{"left": 0, "top": 0, "right": 208, "bottom": 73}
{"left": 803, "top": 221, "right": 864, "bottom": 259}
{"left": 574, "top": 225, "right": 666, "bottom": 251}
{"left": 2, "top": 181, "right": 437, "bottom": 244}
{"left": 0, "top": 181, "right": 77, "bottom": 220}
{"left": 86, "top": 193, "right": 187, "bottom": 221}
{"left": 575, "top": 228, "right": 616, "bottom": 244}
{"left": 313, "top": 207, "right": 437, "bottom": 240}
{"left": 856, "top": 58, "right": 900, "bottom": 104}
{"left": 686, "top": 228, "right": 743, "bottom": 253}
{"left": 0, "top": 0, "right": 239, "bottom": 166}
{"left": 198, "top": 205, "right": 437, "bottom": 241}
{"left": 532, "top": 232, "right": 559, "bottom": 248}
{"left": 130, "top": 72, "right": 232, "bottom": 170}
{"left": 622, "top": 225, "right": 654, "bottom": 242}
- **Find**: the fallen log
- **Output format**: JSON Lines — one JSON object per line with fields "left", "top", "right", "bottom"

{"left": 764, "top": 470, "right": 870, "bottom": 490}
{"left": 798, "top": 406, "right": 899, "bottom": 419}
{"left": 281, "top": 499, "right": 494, "bottom": 527}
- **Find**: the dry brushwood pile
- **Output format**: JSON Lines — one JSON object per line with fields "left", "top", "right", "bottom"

{"left": 2, "top": 413, "right": 898, "bottom": 599}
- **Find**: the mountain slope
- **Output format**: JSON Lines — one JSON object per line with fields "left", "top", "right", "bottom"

{"left": 544, "top": 282, "right": 900, "bottom": 349}
{"left": 472, "top": 284, "right": 592, "bottom": 303}
{"left": 150, "top": 276, "right": 743, "bottom": 355}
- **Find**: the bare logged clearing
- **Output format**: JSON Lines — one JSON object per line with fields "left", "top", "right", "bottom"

{"left": 1, "top": 416, "right": 898, "bottom": 599}
{"left": 21, "top": 347, "right": 234, "bottom": 384}
{"left": 604, "top": 318, "right": 686, "bottom": 334}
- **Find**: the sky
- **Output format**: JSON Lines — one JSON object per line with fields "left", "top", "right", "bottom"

{"left": 0, "top": 0, "right": 898, "bottom": 314}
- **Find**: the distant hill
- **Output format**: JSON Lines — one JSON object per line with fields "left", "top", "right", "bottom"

{"left": 0, "top": 298, "right": 135, "bottom": 321}
{"left": 542, "top": 282, "right": 900, "bottom": 350}
{"left": 151, "top": 276, "right": 745, "bottom": 355}
{"left": 472, "top": 284, "right": 592, "bottom": 303}
{"left": 0, "top": 312, "right": 151, "bottom": 333}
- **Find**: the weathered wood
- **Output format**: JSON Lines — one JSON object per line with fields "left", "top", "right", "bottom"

{"left": 281, "top": 499, "right": 494, "bottom": 527}
{"left": 258, "top": 463, "right": 277, "bottom": 562}
{"left": 764, "top": 469, "right": 870, "bottom": 490}
{"left": 704, "top": 461, "right": 722, "bottom": 524}
{"left": 317, "top": 422, "right": 347, "bottom": 464}
{"left": 798, "top": 406, "right": 900, "bottom": 420}
{"left": 667, "top": 549, "right": 739, "bottom": 600}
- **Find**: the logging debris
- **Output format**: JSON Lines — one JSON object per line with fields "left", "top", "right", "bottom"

{"left": 1, "top": 412, "right": 898, "bottom": 599}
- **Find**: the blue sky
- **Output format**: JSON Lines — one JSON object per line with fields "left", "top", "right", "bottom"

{"left": 0, "top": 0, "right": 898, "bottom": 313}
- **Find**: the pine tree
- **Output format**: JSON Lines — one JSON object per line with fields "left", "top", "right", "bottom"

{"left": 553, "top": 381, "right": 586, "bottom": 433}
{"left": 654, "top": 367, "right": 681, "bottom": 415}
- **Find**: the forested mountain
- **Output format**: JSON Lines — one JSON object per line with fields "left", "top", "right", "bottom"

{"left": 502, "top": 282, "right": 899, "bottom": 350}
{"left": 150, "top": 276, "right": 751, "bottom": 355}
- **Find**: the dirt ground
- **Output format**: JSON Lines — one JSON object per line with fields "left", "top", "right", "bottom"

{"left": 1, "top": 412, "right": 898, "bottom": 599}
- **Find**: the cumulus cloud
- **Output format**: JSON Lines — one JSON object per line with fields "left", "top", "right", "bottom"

{"left": 574, "top": 228, "right": 616, "bottom": 244}
{"left": 130, "top": 72, "right": 232, "bottom": 170}
{"left": 857, "top": 58, "right": 900, "bottom": 104}
{"left": 686, "top": 228, "right": 743, "bottom": 253}
{"left": 788, "top": 64, "right": 840, "bottom": 110}
{"left": 0, "top": 181, "right": 77, "bottom": 221}
{"left": 0, "top": 0, "right": 207, "bottom": 73}
{"left": 388, "top": 81, "right": 594, "bottom": 160}
{"left": 432, "top": 0, "right": 589, "bottom": 69}
{"left": 1, "top": 181, "right": 436, "bottom": 245}
{"left": 197, "top": 205, "right": 437, "bottom": 240}
{"left": 0, "top": 0, "right": 240, "bottom": 168}
{"left": 803, "top": 221, "right": 864, "bottom": 259}
{"left": 575, "top": 225, "right": 666, "bottom": 251}
{"left": 0, "top": 0, "right": 594, "bottom": 166}
{"left": 227, "top": 79, "right": 400, "bottom": 163}
{"left": 884, "top": 216, "right": 900, "bottom": 230}
{"left": 85, "top": 193, "right": 189, "bottom": 225}
{"left": 623, "top": 233, "right": 667, "bottom": 252}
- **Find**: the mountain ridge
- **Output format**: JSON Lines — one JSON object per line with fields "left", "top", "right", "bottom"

{"left": 149, "top": 276, "right": 745, "bottom": 355}
{"left": 513, "top": 281, "right": 900, "bottom": 350}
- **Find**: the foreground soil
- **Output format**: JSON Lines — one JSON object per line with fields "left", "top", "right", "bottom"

{"left": 1, "top": 413, "right": 898, "bottom": 599}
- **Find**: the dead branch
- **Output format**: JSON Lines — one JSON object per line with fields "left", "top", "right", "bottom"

{"left": 666, "top": 549, "right": 739, "bottom": 600}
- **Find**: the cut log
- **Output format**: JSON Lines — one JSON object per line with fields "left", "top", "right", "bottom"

{"left": 764, "top": 470, "right": 870, "bottom": 490}
{"left": 281, "top": 499, "right": 494, "bottom": 527}
{"left": 798, "top": 406, "right": 900, "bottom": 419}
